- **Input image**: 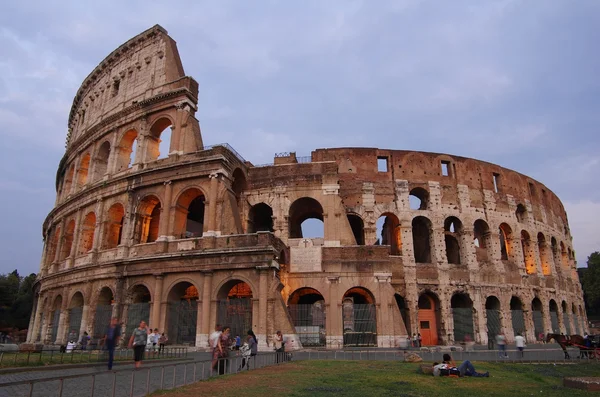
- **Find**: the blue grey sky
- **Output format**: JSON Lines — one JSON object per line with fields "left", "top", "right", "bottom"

{"left": 1, "top": 0, "right": 599, "bottom": 275}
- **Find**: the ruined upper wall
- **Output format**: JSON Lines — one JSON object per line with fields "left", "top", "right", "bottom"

{"left": 66, "top": 25, "right": 186, "bottom": 148}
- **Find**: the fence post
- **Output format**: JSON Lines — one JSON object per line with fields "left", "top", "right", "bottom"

{"left": 173, "top": 365, "right": 176, "bottom": 389}
{"left": 184, "top": 363, "right": 187, "bottom": 384}
{"left": 58, "top": 378, "right": 64, "bottom": 397}
{"left": 90, "top": 374, "right": 96, "bottom": 397}
{"left": 129, "top": 370, "right": 135, "bottom": 397}
{"left": 146, "top": 368, "right": 151, "bottom": 395}
{"left": 112, "top": 371, "right": 117, "bottom": 397}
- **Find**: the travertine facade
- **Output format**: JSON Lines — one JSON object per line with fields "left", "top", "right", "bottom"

{"left": 27, "top": 26, "right": 587, "bottom": 350}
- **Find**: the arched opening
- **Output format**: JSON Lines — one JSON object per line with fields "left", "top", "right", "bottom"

{"left": 549, "top": 299, "right": 559, "bottom": 333}
{"left": 50, "top": 295, "right": 62, "bottom": 343}
{"left": 412, "top": 216, "right": 432, "bottom": 263}
{"left": 115, "top": 129, "right": 138, "bottom": 172}
{"left": 93, "top": 287, "right": 114, "bottom": 339}
{"left": 60, "top": 220, "right": 75, "bottom": 260}
{"left": 135, "top": 196, "right": 161, "bottom": 244}
{"left": 103, "top": 203, "right": 125, "bottom": 249}
{"left": 217, "top": 280, "right": 253, "bottom": 339}
{"left": 510, "top": 297, "right": 525, "bottom": 336}
{"left": 444, "top": 217, "right": 463, "bottom": 265}
{"left": 485, "top": 296, "right": 501, "bottom": 341}
{"left": 394, "top": 294, "right": 411, "bottom": 337}
{"left": 409, "top": 187, "right": 429, "bottom": 210}
{"left": 92, "top": 141, "right": 110, "bottom": 181}
{"left": 347, "top": 213, "right": 365, "bottom": 245}
{"left": 76, "top": 153, "right": 91, "bottom": 189}
{"left": 78, "top": 212, "right": 96, "bottom": 255}
{"left": 473, "top": 219, "right": 491, "bottom": 262}
{"left": 499, "top": 223, "right": 513, "bottom": 261}
{"left": 288, "top": 288, "right": 326, "bottom": 346}
{"left": 247, "top": 203, "right": 274, "bottom": 233}
{"left": 375, "top": 213, "right": 401, "bottom": 255}
{"left": 572, "top": 304, "right": 580, "bottom": 335}
{"left": 521, "top": 230, "right": 536, "bottom": 274}
{"left": 451, "top": 293, "right": 474, "bottom": 342}
{"left": 561, "top": 301, "right": 571, "bottom": 335}
{"left": 537, "top": 233, "right": 552, "bottom": 275}
{"left": 46, "top": 226, "right": 60, "bottom": 266}
{"left": 173, "top": 188, "right": 205, "bottom": 238}
{"left": 515, "top": 204, "right": 527, "bottom": 223}
{"left": 68, "top": 292, "right": 84, "bottom": 343}
{"left": 342, "top": 287, "right": 377, "bottom": 346}
{"left": 560, "top": 242, "right": 569, "bottom": 272}
{"left": 289, "top": 197, "right": 324, "bottom": 239}
{"left": 63, "top": 165, "right": 75, "bottom": 197}
{"left": 147, "top": 117, "right": 173, "bottom": 161}
{"left": 36, "top": 298, "right": 48, "bottom": 342}
{"left": 532, "top": 298, "right": 544, "bottom": 340}
{"left": 417, "top": 292, "right": 441, "bottom": 345}
{"left": 125, "top": 285, "right": 151, "bottom": 342}
{"left": 167, "top": 282, "right": 199, "bottom": 345}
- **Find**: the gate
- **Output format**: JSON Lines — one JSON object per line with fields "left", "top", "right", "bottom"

{"left": 125, "top": 302, "right": 150, "bottom": 341}
{"left": 50, "top": 310, "right": 60, "bottom": 343}
{"left": 533, "top": 310, "right": 544, "bottom": 339}
{"left": 217, "top": 299, "right": 252, "bottom": 339}
{"left": 511, "top": 309, "right": 525, "bottom": 335}
{"left": 288, "top": 303, "right": 326, "bottom": 346}
{"left": 343, "top": 303, "right": 377, "bottom": 346}
{"left": 93, "top": 305, "right": 113, "bottom": 339}
{"left": 563, "top": 312, "right": 571, "bottom": 335}
{"left": 68, "top": 307, "right": 83, "bottom": 342}
{"left": 453, "top": 308, "right": 474, "bottom": 342}
{"left": 486, "top": 309, "right": 501, "bottom": 339}
{"left": 550, "top": 312, "right": 560, "bottom": 333}
{"left": 167, "top": 300, "right": 198, "bottom": 345}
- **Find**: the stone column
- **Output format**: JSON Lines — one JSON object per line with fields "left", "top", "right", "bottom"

{"left": 68, "top": 209, "right": 83, "bottom": 268}
{"left": 56, "top": 294, "right": 69, "bottom": 344}
{"left": 151, "top": 275, "right": 164, "bottom": 329}
{"left": 55, "top": 218, "right": 66, "bottom": 266}
{"left": 326, "top": 276, "right": 341, "bottom": 348}
{"left": 79, "top": 304, "right": 91, "bottom": 338}
{"left": 158, "top": 181, "right": 173, "bottom": 240}
{"left": 257, "top": 267, "right": 269, "bottom": 350}
{"left": 27, "top": 293, "right": 40, "bottom": 343}
{"left": 198, "top": 272, "right": 212, "bottom": 347}
{"left": 92, "top": 199, "right": 105, "bottom": 251}
{"left": 523, "top": 307, "right": 535, "bottom": 342}
{"left": 194, "top": 273, "right": 205, "bottom": 348}
{"left": 205, "top": 173, "right": 220, "bottom": 236}
{"left": 30, "top": 295, "right": 45, "bottom": 343}
{"left": 472, "top": 289, "right": 485, "bottom": 344}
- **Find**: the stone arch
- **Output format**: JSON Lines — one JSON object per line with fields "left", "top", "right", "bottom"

{"left": 537, "top": 232, "right": 552, "bottom": 275}
{"left": 103, "top": 202, "right": 125, "bottom": 249}
{"left": 444, "top": 216, "right": 463, "bottom": 265}
{"left": 125, "top": 284, "right": 151, "bottom": 341}
{"left": 498, "top": 223, "right": 513, "bottom": 261}
{"left": 50, "top": 295, "right": 63, "bottom": 343}
{"left": 76, "top": 152, "right": 91, "bottom": 189}
{"left": 521, "top": 230, "right": 536, "bottom": 274}
{"left": 147, "top": 116, "right": 174, "bottom": 161}
{"left": 248, "top": 202, "right": 274, "bottom": 233}
{"left": 46, "top": 225, "right": 61, "bottom": 266}
{"left": 559, "top": 242, "right": 569, "bottom": 272}
{"left": 417, "top": 291, "right": 441, "bottom": 346}
{"left": 93, "top": 287, "right": 115, "bottom": 339}
{"left": 67, "top": 291, "right": 85, "bottom": 343}
{"left": 375, "top": 212, "right": 401, "bottom": 254}
{"left": 128, "top": 283, "right": 152, "bottom": 304}
{"left": 412, "top": 216, "right": 432, "bottom": 263}
{"left": 342, "top": 287, "right": 377, "bottom": 346}
{"left": 288, "top": 197, "right": 324, "bottom": 239}
{"left": 78, "top": 212, "right": 96, "bottom": 255}
{"left": 288, "top": 287, "right": 326, "bottom": 347}
{"left": 92, "top": 140, "right": 111, "bottom": 181}
{"left": 409, "top": 187, "right": 429, "bottom": 210}
{"left": 166, "top": 281, "right": 199, "bottom": 345}
{"left": 473, "top": 219, "right": 492, "bottom": 262}
{"left": 515, "top": 203, "right": 527, "bottom": 223}
{"left": 60, "top": 219, "right": 76, "bottom": 260}
{"left": 394, "top": 294, "right": 411, "bottom": 337}
{"left": 561, "top": 300, "right": 571, "bottom": 335}
{"left": 347, "top": 213, "right": 365, "bottom": 245}
{"left": 451, "top": 292, "right": 474, "bottom": 342}
{"left": 135, "top": 195, "right": 161, "bottom": 243}
{"left": 549, "top": 299, "right": 559, "bottom": 333}
{"left": 510, "top": 296, "right": 526, "bottom": 336}
{"left": 216, "top": 279, "right": 253, "bottom": 339}
{"left": 173, "top": 187, "right": 206, "bottom": 239}
{"left": 531, "top": 297, "right": 545, "bottom": 339}
{"left": 115, "top": 129, "right": 138, "bottom": 172}
{"left": 231, "top": 168, "right": 247, "bottom": 206}
{"left": 485, "top": 296, "right": 502, "bottom": 340}
{"left": 62, "top": 164, "right": 75, "bottom": 197}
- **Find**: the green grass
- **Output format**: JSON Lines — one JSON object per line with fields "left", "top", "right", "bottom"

{"left": 152, "top": 360, "right": 600, "bottom": 397}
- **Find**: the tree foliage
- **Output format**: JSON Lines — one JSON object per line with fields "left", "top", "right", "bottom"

{"left": 0, "top": 270, "right": 37, "bottom": 330}
{"left": 580, "top": 252, "right": 600, "bottom": 315}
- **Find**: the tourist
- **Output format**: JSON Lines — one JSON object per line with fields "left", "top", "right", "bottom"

{"left": 487, "top": 332, "right": 495, "bottom": 350}
{"left": 246, "top": 329, "right": 258, "bottom": 369}
{"left": 515, "top": 333, "right": 526, "bottom": 358}
{"left": 412, "top": 333, "right": 418, "bottom": 348}
{"left": 235, "top": 334, "right": 241, "bottom": 351}
{"left": 104, "top": 317, "right": 121, "bottom": 370}
{"left": 146, "top": 328, "right": 155, "bottom": 352}
{"left": 158, "top": 332, "right": 168, "bottom": 353}
{"left": 433, "top": 353, "right": 489, "bottom": 378}
{"left": 496, "top": 332, "right": 508, "bottom": 358}
{"left": 128, "top": 320, "right": 148, "bottom": 368}
{"left": 539, "top": 332, "right": 545, "bottom": 343}
{"left": 214, "top": 326, "right": 231, "bottom": 374}
{"left": 274, "top": 330, "right": 284, "bottom": 363}
{"left": 80, "top": 331, "right": 90, "bottom": 350}
{"left": 152, "top": 328, "right": 160, "bottom": 352}
{"left": 210, "top": 324, "right": 222, "bottom": 369}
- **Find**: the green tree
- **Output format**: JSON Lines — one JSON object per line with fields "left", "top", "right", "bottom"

{"left": 581, "top": 252, "right": 600, "bottom": 315}
{"left": 0, "top": 270, "right": 37, "bottom": 329}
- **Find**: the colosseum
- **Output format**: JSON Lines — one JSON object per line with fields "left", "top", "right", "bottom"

{"left": 26, "top": 25, "right": 587, "bottom": 351}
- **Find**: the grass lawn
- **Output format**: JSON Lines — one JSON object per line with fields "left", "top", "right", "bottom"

{"left": 151, "top": 360, "right": 600, "bottom": 397}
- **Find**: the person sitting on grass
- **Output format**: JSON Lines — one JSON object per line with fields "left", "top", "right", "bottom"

{"left": 432, "top": 354, "right": 489, "bottom": 378}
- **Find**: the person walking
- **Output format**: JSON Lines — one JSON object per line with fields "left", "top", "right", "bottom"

{"left": 128, "top": 320, "right": 148, "bottom": 368}
{"left": 247, "top": 329, "right": 258, "bottom": 369}
{"left": 214, "top": 326, "right": 231, "bottom": 375}
{"left": 80, "top": 331, "right": 90, "bottom": 350}
{"left": 515, "top": 333, "right": 526, "bottom": 358}
{"left": 496, "top": 332, "right": 508, "bottom": 358}
{"left": 210, "top": 324, "right": 222, "bottom": 370}
{"left": 158, "top": 332, "right": 168, "bottom": 353}
{"left": 104, "top": 318, "right": 121, "bottom": 370}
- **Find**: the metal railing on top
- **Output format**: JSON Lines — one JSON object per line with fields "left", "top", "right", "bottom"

{"left": 202, "top": 143, "right": 246, "bottom": 164}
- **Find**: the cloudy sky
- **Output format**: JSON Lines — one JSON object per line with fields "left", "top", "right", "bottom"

{"left": 1, "top": 0, "right": 599, "bottom": 275}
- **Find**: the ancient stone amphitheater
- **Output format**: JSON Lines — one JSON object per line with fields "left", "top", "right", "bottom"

{"left": 27, "top": 25, "right": 587, "bottom": 350}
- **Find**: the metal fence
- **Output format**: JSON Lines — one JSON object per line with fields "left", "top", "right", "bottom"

{"left": 288, "top": 304, "right": 326, "bottom": 347}
{"left": 50, "top": 311, "right": 60, "bottom": 343}
{"left": 550, "top": 312, "right": 560, "bottom": 333}
{"left": 343, "top": 304, "right": 377, "bottom": 347}
{"left": 124, "top": 303, "right": 150, "bottom": 343}
{"left": 93, "top": 306, "right": 113, "bottom": 340}
{"left": 68, "top": 308, "right": 83, "bottom": 342}
{"left": 167, "top": 301, "right": 198, "bottom": 345}
{"left": 532, "top": 310, "right": 544, "bottom": 337}
{"left": 511, "top": 309, "right": 525, "bottom": 335}
{"left": 486, "top": 310, "right": 501, "bottom": 340}
{"left": 452, "top": 308, "right": 474, "bottom": 342}
{"left": 217, "top": 299, "right": 252, "bottom": 340}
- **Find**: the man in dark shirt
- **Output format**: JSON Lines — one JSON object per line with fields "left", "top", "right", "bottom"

{"left": 105, "top": 317, "right": 121, "bottom": 370}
